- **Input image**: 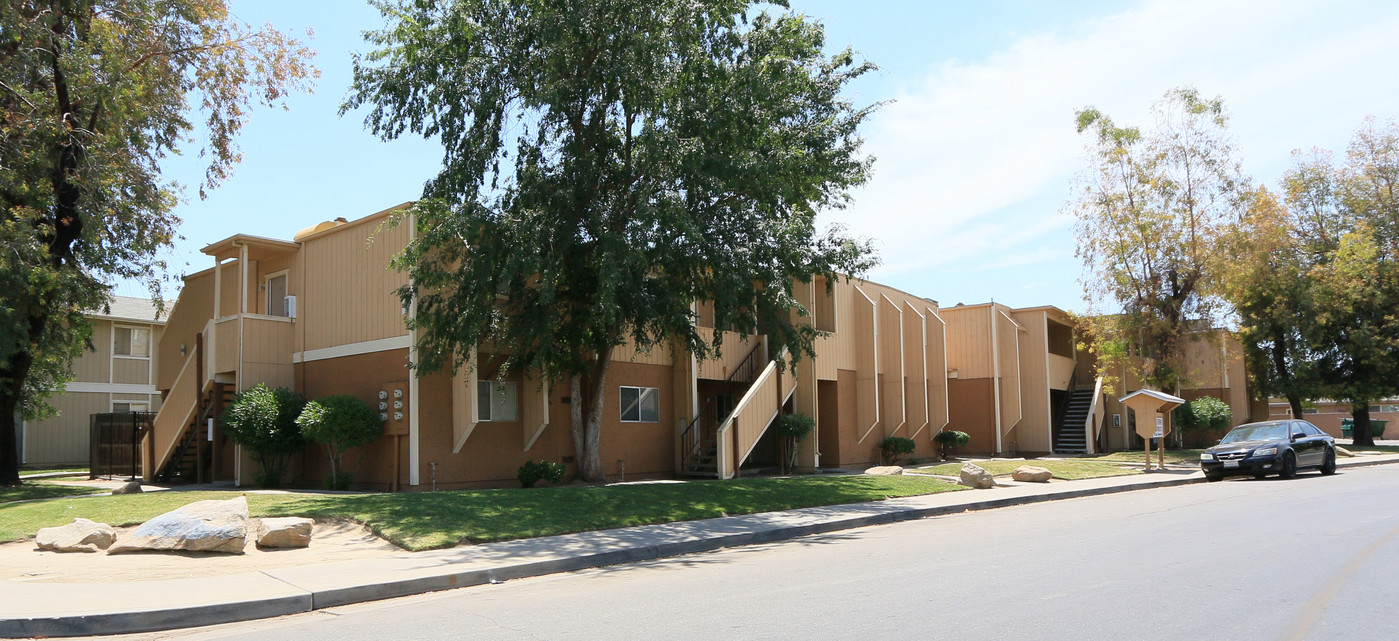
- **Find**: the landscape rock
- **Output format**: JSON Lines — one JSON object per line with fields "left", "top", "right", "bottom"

{"left": 256, "top": 517, "right": 314, "bottom": 548}
{"left": 864, "top": 465, "right": 904, "bottom": 476}
{"left": 1011, "top": 465, "right": 1053, "bottom": 483}
{"left": 107, "top": 495, "right": 250, "bottom": 555}
{"left": 35, "top": 518, "right": 117, "bottom": 552}
{"left": 1336, "top": 446, "right": 1355, "bottom": 457}
{"left": 959, "top": 463, "right": 996, "bottom": 489}
{"left": 112, "top": 481, "right": 143, "bottom": 495}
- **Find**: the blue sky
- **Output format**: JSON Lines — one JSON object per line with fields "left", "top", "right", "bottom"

{"left": 134, "top": 0, "right": 1399, "bottom": 313}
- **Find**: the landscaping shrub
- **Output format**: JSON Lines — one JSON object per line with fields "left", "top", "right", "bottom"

{"left": 221, "top": 384, "right": 306, "bottom": 487}
{"left": 775, "top": 412, "right": 816, "bottom": 475}
{"left": 297, "top": 395, "right": 383, "bottom": 490}
{"left": 933, "top": 429, "right": 971, "bottom": 460}
{"left": 880, "top": 436, "right": 916, "bottom": 464}
{"left": 1174, "top": 396, "right": 1232, "bottom": 447}
{"left": 517, "top": 460, "right": 566, "bottom": 488}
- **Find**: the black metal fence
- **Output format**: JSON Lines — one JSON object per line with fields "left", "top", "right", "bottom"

{"left": 90, "top": 411, "right": 154, "bottom": 480}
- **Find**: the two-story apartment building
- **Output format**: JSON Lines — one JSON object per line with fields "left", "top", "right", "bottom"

{"left": 20, "top": 296, "right": 164, "bottom": 467}
{"left": 140, "top": 204, "right": 1257, "bottom": 489}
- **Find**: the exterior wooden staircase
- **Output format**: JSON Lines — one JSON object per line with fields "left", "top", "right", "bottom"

{"left": 154, "top": 382, "right": 232, "bottom": 483}
{"left": 1054, "top": 388, "right": 1095, "bottom": 453}
{"left": 680, "top": 341, "right": 768, "bottom": 477}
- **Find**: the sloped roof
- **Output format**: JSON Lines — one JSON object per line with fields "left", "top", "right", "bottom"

{"left": 1118, "top": 389, "right": 1186, "bottom": 405}
{"left": 89, "top": 296, "right": 164, "bottom": 324}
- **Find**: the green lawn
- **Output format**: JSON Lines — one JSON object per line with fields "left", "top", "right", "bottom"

{"left": 910, "top": 459, "right": 1142, "bottom": 481}
{"left": 1342, "top": 444, "right": 1399, "bottom": 454}
{"left": 1, "top": 482, "right": 104, "bottom": 504}
{"left": 1085, "top": 449, "right": 1205, "bottom": 466}
{"left": 0, "top": 475, "right": 966, "bottom": 551}
{"left": 19, "top": 467, "right": 89, "bottom": 477}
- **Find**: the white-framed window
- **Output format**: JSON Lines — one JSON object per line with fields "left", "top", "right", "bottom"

{"left": 266, "top": 271, "right": 290, "bottom": 317}
{"left": 620, "top": 386, "right": 659, "bottom": 423}
{"left": 1376, "top": 404, "right": 1399, "bottom": 413}
{"left": 113, "top": 326, "right": 150, "bottom": 358}
{"left": 476, "top": 380, "right": 518, "bottom": 422}
{"left": 112, "top": 401, "right": 149, "bottom": 413}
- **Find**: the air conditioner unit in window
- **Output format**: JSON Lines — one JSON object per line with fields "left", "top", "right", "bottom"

{"left": 284, "top": 295, "right": 297, "bottom": 319}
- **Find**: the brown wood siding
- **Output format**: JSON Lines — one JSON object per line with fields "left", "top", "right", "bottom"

{"left": 942, "top": 305, "right": 993, "bottom": 379}
{"left": 240, "top": 317, "right": 296, "bottom": 390}
{"left": 72, "top": 320, "right": 111, "bottom": 383}
{"left": 814, "top": 333, "right": 838, "bottom": 381}
{"left": 852, "top": 287, "right": 879, "bottom": 443}
{"left": 996, "top": 309, "right": 1022, "bottom": 437}
{"left": 300, "top": 215, "right": 411, "bottom": 351}
{"left": 948, "top": 378, "right": 995, "bottom": 455}
{"left": 111, "top": 358, "right": 150, "bottom": 385}
{"left": 157, "top": 265, "right": 231, "bottom": 391}
{"left": 22, "top": 391, "right": 110, "bottom": 465}
{"left": 1013, "top": 309, "right": 1051, "bottom": 453}
{"left": 878, "top": 294, "right": 904, "bottom": 437}
{"left": 926, "top": 306, "right": 950, "bottom": 432}
{"left": 696, "top": 328, "right": 762, "bottom": 380}
{"left": 902, "top": 302, "right": 929, "bottom": 439}
{"left": 613, "top": 339, "right": 674, "bottom": 367}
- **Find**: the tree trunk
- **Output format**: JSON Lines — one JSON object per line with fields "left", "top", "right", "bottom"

{"left": 1, "top": 350, "right": 37, "bottom": 487}
{"left": 570, "top": 373, "right": 585, "bottom": 479}
{"left": 577, "top": 349, "right": 612, "bottom": 482}
{"left": 1352, "top": 401, "right": 1375, "bottom": 447}
{"left": 1287, "top": 395, "right": 1304, "bottom": 421}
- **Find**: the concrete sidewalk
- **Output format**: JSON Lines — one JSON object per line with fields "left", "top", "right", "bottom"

{"left": 4, "top": 454, "right": 1397, "bottom": 638}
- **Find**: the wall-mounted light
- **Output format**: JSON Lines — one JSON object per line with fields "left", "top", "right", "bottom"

{"left": 179, "top": 344, "right": 186, "bottom": 357}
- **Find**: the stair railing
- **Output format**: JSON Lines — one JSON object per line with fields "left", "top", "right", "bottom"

{"left": 1083, "top": 375, "right": 1105, "bottom": 454}
{"left": 680, "top": 339, "right": 768, "bottom": 472}
{"left": 1054, "top": 368, "right": 1079, "bottom": 448}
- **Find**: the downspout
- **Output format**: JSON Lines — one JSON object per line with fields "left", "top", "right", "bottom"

{"left": 991, "top": 302, "right": 1003, "bottom": 454}
{"left": 236, "top": 241, "right": 248, "bottom": 486}
{"left": 407, "top": 213, "right": 420, "bottom": 487}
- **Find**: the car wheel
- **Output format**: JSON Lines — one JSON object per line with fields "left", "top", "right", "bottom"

{"left": 1279, "top": 451, "right": 1298, "bottom": 479}
{"left": 1205, "top": 471, "right": 1224, "bottom": 482}
{"left": 1321, "top": 448, "right": 1337, "bottom": 475}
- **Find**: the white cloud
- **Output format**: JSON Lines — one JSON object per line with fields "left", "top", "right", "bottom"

{"left": 825, "top": 0, "right": 1399, "bottom": 308}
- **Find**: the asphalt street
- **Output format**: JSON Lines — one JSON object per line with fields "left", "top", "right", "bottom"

{"left": 103, "top": 464, "right": 1399, "bottom": 641}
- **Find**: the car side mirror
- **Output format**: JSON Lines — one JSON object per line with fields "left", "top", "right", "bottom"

{"left": 1290, "top": 432, "right": 1302, "bottom": 441}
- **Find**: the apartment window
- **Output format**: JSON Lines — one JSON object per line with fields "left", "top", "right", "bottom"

{"left": 112, "top": 401, "right": 148, "bottom": 413}
{"left": 266, "top": 272, "right": 289, "bottom": 317}
{"left": 620, "top": 386, "right": 659, "bottom": 423}
{"left": 476, "top": 381, "right": 518, "bottom": 422}
{"left": 114, "top": 326, "right": 150, "bottom": 358}
{"left": 1376, "top": 404, "right": 1399, "bottom": 414}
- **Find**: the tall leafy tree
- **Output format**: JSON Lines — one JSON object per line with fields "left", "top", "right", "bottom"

{"left": 1069, "top": 88, "right": 1247, "bottom": 392}
{"left": 345, "top": 0, "right": 878, "bottom": 481}
{"left": 0, "top": 1, "right": 316, "bottom": 485}
{"left": 1223, "top": 187, "right": 1318, "bottom": 419}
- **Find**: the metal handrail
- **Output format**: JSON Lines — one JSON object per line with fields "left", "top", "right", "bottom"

{"left": 680, "top": 339, "right": 769, "bottom": 469}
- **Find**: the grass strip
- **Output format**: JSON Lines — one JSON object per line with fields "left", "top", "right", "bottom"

{"left": 1, "top": 482, "right": 104, "bottom": 504}
{"left": 911, "top": 459, "right": 1142, "bottom": 481}
{"left": 0, "top": 475, "right": 966, "bottom": 551}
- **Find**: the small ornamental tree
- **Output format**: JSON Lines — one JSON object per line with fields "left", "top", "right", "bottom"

{"left": 297, "top": 395, "right": 383, "bottom": 490}
{"left": 221, "top": 384, "right": 306, "bottom": 487}
{"left": 775, "top": 413, "right": 816, "bottom": 475}
{"left": 933, "top": 429, "right": 971, "bottom": 461}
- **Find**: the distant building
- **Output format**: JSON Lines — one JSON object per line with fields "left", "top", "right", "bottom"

{"left": 18, "top": 296, "right": 165, "bottom": 467}
{"left": 1269, "top": 399, "right": 1399, "bottom": 439}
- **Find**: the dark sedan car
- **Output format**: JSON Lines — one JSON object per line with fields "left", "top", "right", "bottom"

{"left": 1200, "top": 419, "right": 1337, "bottom": 481}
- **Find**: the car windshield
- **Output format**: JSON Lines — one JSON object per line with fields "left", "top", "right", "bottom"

{"left": 1220, "top": 423, "right": 1289, "bottom": 444}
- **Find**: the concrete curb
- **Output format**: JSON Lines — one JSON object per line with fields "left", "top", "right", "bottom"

{"left": 4, "top": 455, "right": 1395, "bottom": 637}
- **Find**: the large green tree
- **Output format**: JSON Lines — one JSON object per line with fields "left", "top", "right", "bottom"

{"left": 0, "top": 1, "right": 316, "bottom": 485}
{"left": 1069, "top": 88, "right": 1247, "bottom": 392}
{"left": 1224, "top": 119, "right": 1399, "bottom": 446}
{"left": 345, "top": 0, "right": 878, "bottom": 481}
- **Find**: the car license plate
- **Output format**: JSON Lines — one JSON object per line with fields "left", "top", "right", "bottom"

{"left": 1223, "top": 460, "right": 1239, "bottom": 469}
